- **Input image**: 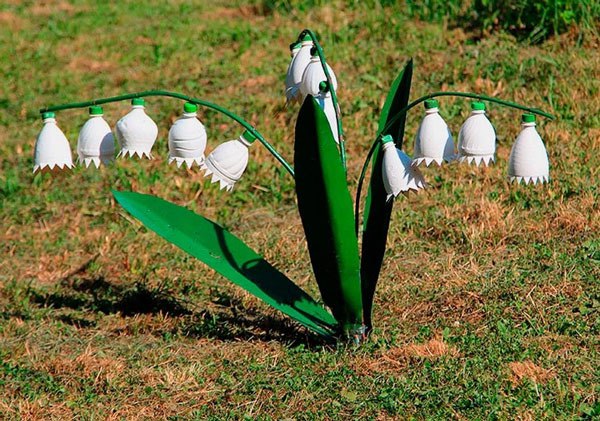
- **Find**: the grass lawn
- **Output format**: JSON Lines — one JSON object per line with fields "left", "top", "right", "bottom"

{"left": 1, "top": 0, "right": 598, "bottom": 419}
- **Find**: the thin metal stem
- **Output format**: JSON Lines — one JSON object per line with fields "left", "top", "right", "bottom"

{"left": 40, "top": 90, "right": 295, "bottom": 178}
{"left": 299, "top": 29, "right": 346, "bottom": 172}
{"left": 354, "top": 91, "right": 556, "bottom": 234}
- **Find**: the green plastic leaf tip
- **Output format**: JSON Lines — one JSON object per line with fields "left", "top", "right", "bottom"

{"left": 112, "top": 190, "right": 338, "bottom": 338}
{"left": 362, "top": 59, "right": 413, "bottom": 331}
{"left": 294, "top": 97, "right": 363, "bottom": 334}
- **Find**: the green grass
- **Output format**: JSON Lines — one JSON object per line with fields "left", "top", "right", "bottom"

{"left": 1, "top": 0, "right": 599, "bottom": 419}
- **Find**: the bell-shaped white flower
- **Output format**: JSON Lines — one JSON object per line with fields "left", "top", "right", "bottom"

{"left": 76, "top": 106, "right": 115, "bottom": 168}
{"left": 201, "top": 130, "right": 255, "bottom": 191}
{"left": 413, "top": 99, "right": 454, "bottom": 166}
{"left": 168, "top": 102, "right": 207, "bottom": 168}
{"left": 115, "top": 98, "right": 158, "bottom": 159}
{"left": 381, "top": 134, "right": 426, "bottom": 200}
{"left": 33, "top": 112, "right": 74, "bottom": 173}
{"left": 457, "top": 101, "right": 496, "bottom": 166}
{"left": 299, "top": 51, "right": 338, "bottom": 98}
{"left": 314, "top": 83, "right": 340, "bottom": 144}
{"left": 284, "top": 41, "right": 302, "bottom": 103}
{"left": 285, "top": 35, "right": 313, "bottom": 104}
{"left": 508, "top": 114, "right": 549, "bottom": 185}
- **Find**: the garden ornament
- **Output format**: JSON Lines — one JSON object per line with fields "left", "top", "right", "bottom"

{"left": 34, "top": 29, "right": 554, "bottom": 343}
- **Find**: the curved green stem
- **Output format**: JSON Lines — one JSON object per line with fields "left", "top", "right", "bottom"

{"left": 299, "top": 29, "right": 346, "bottom": 172}
{"left": 40, "top": 90, "right": 295, "bottom": 178}
{"left": 354, "top": 91, "right": 555, "bottom": 235}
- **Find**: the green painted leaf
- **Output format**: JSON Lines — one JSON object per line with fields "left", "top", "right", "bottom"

{"left": 294, "top": 97, "right": 363, "bottom": 333}
{"left": 361, "top": 59, "right": 413, "bottom": 330}
{"left": 113, "top": 190, "right": 338, "bottom": 338}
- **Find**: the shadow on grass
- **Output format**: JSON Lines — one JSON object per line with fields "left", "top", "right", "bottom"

{"left": 29, "top": 276, "right": 333, "bottom": 348}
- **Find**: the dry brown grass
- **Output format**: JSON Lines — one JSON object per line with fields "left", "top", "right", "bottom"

{"left": 508, "top": 360, "right": 555, "bottom": 385}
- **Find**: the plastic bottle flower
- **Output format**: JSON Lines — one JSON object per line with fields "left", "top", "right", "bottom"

{"left": 33, "top": 111, "right": 74, "bottom": 173}
{"left": 299, "top": 49, "right": 338, "bottom": 98}
{"left": 299, "top": 50, "right": 339, "bottom": 143}
{"left": 285, "top": 34, "right": 313, "bottom": 104}
{"left": 76, "top": 105, "right": 115, "bottom": 168}
{"left": 508, "top": 114, "right": 549, "bottom": 184}
{"left": 202, "top": 130, "right": 255, "bottom": 191}
{"left": 285, "top": 41, "right": 302, "bottom": 103}
{"left": 381, "top": 134, "right": 426, "bottom": 199}
{"left": 413, "top": 99, "right": 454, "bottom": 166}
{"left": 115, "top": 98, "right": 158, "bottom": 159}
{"left": 168, "top": 102, "right": 207, "bottom": 168}
{"left": 457, "top": 101, "right": 496, "bottom": 166}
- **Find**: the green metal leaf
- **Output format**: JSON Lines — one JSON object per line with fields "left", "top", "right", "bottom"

{"left": 361, "top": 59, "right": 413, "bottom": 330}
{"left": 113, "top": 190, "right": 338, "bottom": 338}
{"left": 294, "top": 97, "right": 363, "bottom": 334}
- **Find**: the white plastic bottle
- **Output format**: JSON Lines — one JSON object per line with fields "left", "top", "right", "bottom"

{"left": 77, "top": 105, "right": 115, "bottom": 168}
{"left": 168, "top": 102, "right": 207, "bottom": 168}
{"left": 457, "top": 101, "right": 496, "bottom": 166}
{"left": 413, "top": 99, "right": 454, "bottom": 166}
{"left": 33, "top": 112, "right": 74, "bottom": 173}
{"left": 115, "top": 98, "right": 158, "bottom": 159}
{"left": 202, "top": 130, "right": 255, "bottom": 191}
{"left": 508, "top": 114, "right": 549, "bottom": 184}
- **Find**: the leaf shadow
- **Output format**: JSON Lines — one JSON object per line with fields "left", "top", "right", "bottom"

{"left": 29, "top": 275, "right": 334, "bottom": 348}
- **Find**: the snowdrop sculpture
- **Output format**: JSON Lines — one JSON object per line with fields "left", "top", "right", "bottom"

{"left": 34, "top": 29, "right": 555, "bottom": 344}
{"left": 508, "top": 114, "right": 550, "bottom": 184}
{"left": 202, "top": 130, "right": 255, "bottom": 191}
{"left": 457, "top": 101, "right": 496, "bottom": 166}
{"left": 168, "top": 102, "right": 207, "bottom": 168}
{"left": 33, "top": 112, "right": 74, "bottom": 173}
{"left": 116, "top": 98, "right": 158, "bottom": 159}
{"left": 381, "top": 134, "right": 426, "bottom": 199}
{"left": 76, "top": 106, "right": 115, "bottom": 168}
{"left": 413, "top": 99, "right": 455, "bottom": 166}
{"left": 285, "top": 34, "right": 313, "bottom": 104}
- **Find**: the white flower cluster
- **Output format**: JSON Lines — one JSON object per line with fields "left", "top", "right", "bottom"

{"left": 33, "top": 99, "right": 254, "bottom": 191}
{"left": 285, "top": 35, "right": 340, "bottom": 143}
{"left": 380, "top": 99, "right": 550, "bottom": 198}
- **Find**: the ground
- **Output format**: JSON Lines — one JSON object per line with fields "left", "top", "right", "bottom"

{"left": 0, "top": 0, "right": 598, "bottom": 419}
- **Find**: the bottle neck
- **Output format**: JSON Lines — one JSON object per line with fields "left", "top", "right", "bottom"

{"left": 238, "top": 135, "right": 253, "bottom": 147}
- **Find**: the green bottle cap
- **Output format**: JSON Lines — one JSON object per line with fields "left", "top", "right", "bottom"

{"left": 381, "top": 134, "right": 394, "bottom": 144}
{"left": 89, "top": 105, "right": 103, "bottom": 115}
{"left": 241, "top": 130, "right": 257, "bottom": 144}
{"left": 310, "top": 46, "right": 318, "bottom": 56}
{"left": 131, "top": 98, "right": 145, "bottom": 106}
{"left": 471, "top": 101, "right": 485, "bottom": 111}
{"left": 318, "top": 81, "right": 329, "bottom": 92}
{"left": 41, "top": 111, "right": 55, "bottom": 119}
{"left": 183, "top": 102, "right": 197, "bottom": 113}
{"left": 301, "top": 33, "right": 312, "bottom": 42}
{"left": 424, "top": 99, "right": 439, "bottom": 109}
{"left": 522, "top": 113, "right": 536, "bottom": 123}
{"left": 289, "top": 41, "right": 301, "bottom": 51}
